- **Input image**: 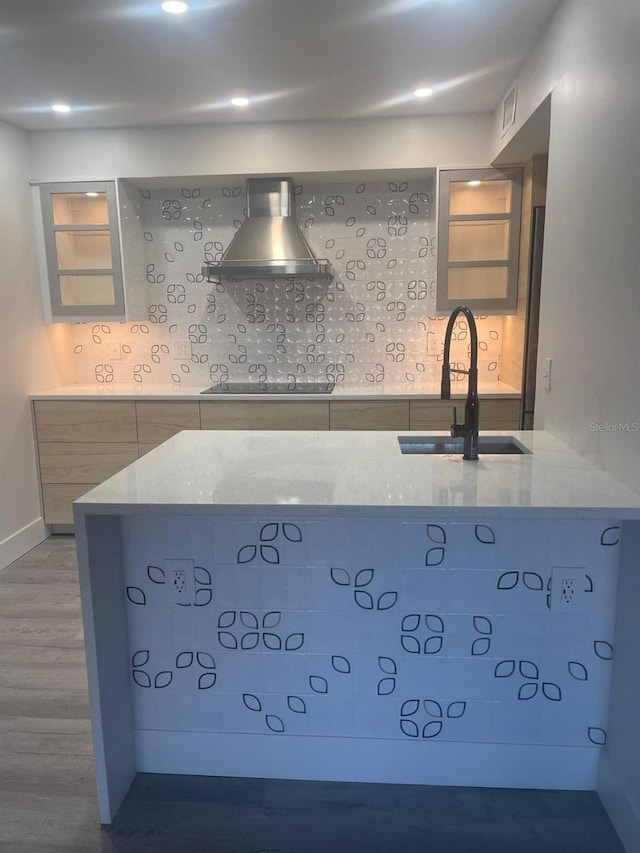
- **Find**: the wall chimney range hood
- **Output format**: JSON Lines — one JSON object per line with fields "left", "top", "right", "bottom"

{"left": 202, "top": 177, "right": 333, "bottom": 279}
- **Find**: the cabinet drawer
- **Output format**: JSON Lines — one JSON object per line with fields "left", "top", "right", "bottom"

{"left": 330, "top": 401, "right": 409, "bottom": 430}
{"left": 409, "top": 400, "right": 458, "bottom": 431}
{"left": 138, "top": 442, "right": 169, "bottom": 457}
{"left": 38, "top": 442, "right": 138, "bottom": 483}
{"left": 481, "top": 399, "right": 521, "bottom": 429}
{"left": 41, "top": 483, "right": 99, "bottom": 524}
{"left": 200, "top": 402, "right": 330, "bottom": 430}
{"left": 34, "top": 401, "right": 137, "bottom": 442}
{"left": 410, "top": 398, "right": 521, "bottom": 431}
{"left": 136, "top": 401, "right": 200, "bottom": 443}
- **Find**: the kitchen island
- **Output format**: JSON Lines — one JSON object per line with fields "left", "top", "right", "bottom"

{"left": 73, "top": 430, "right": 640, "bottom": 823}
{"left": 32, "top": 382, "right": 521, "bottom": 526}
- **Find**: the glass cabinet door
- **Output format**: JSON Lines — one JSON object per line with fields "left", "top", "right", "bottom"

{"left": 40, "top": 182, "right": 125, "bottom": 318}
{"left": 437, "top": 168, "right": 522, "bottom": 312}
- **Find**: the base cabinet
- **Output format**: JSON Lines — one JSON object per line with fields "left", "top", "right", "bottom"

{"left": 200, "top": 401, "right": 330, "bottom": 430}
{"left": 33, "top": 400, "right": 139, "bottom": 525}
{"left": 76, "top": 509, "right": 617, "bottom": 823}
{"left": 33, "top": 400, "right": 137, "bottom": 442}
{"left": 38, "top": 442, "right": 139, "bottom": 484}
{"left": 136, "top": 402, "right": 200, "bottom": 446}
{"left": 330, "top": 401, "right": 409, "bottom": 430}
{"left": 41, "top": 483, "right": 101, "bottom": 525}
{"left": 33, "top": 397, "right": 521, "bottom": 524}
{"left": 410, "top": 398, "right": 520, "bottom": 431}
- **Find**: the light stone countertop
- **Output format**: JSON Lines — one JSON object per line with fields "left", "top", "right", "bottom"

{"left": 73, "top": 429, "right": 640, "bottom": 520}
{"left": 32, "top": 380, "right": 521, "bottom": 401}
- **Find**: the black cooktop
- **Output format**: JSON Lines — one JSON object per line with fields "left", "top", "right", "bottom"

{"left": 201, "top": 381, "right": 335, "bottom": 395}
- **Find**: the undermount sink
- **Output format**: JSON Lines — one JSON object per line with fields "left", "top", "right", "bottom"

{"left": 398, "top": 435, "right": 530, "bottom": 455}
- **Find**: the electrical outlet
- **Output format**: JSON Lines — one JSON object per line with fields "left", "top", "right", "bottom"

{"left": 108, "top": 343, "right": 122, "bottom": 361}
{"left": 164, "top": 558, "right": 194, "bottom": 605}
{"left": 543, "top": 357, "right": 552, "bottom": 392}
{"left": 173, "top": 570, "right": 186, "bottom": 595}
{"left": 550, "top": 567, "right": 591, "bottom": 613}
{"left": 561, "top": 577, "right": 576, "bottom": 605}
{"left": 173, "top": 340, "right": 192, "bottom": 360}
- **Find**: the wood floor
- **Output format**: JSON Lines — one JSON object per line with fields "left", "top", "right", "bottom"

{"left": 0, "top": 536, "right": 626, "bottom": 853}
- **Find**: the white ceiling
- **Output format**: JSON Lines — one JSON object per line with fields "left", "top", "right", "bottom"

{"left": 0, "top": 0, "right": 562, "bottom": 131}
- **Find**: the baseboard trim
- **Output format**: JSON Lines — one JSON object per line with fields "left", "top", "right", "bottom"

{"left": 0, "top": 517, "right": 48, "bottom": 571}
{"left": 136, "top": 731, "right": 600, "bottom": 792}
{"left": 599, "top": 753, "right": 640, "bottom": 853}
{"left": 51, "top": 524, "right": 75, "bottom": 535}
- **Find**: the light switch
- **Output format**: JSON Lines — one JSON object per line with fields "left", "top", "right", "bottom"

{"left": 543, "top": 357, "right": 552, "bottom": 392}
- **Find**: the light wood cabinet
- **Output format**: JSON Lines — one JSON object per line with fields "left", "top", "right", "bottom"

{"left": 34, "top": 401, "right": 137, "bottom": 443}
{"left": 33, "top": 400, "right": 139, "bottom": 527}
{"left": 34, "top": 395, "right": 521, "bottom": 525}
{"left": 200, "top": 401, "right": 330, "bottom": 430}
{"left": 330, "top": 401, "right": 409, "bottom": 430}
{"left": 478, "top": 399, "right": 521, "bottom": 430}
{"left": 41, "top": 483, "right": 100, "bottom": 525}
{"left": 136, "top": 401, "right": 200, "bottom": 443}
{"left": 409, "top": 400, "right": 458, "bottom": 431}
{"left": 138, "top": 442, "right": 167, "bottom": 458}
{"left": 410, "top": 398, "right": 520, "bottom": 431}
{"left": 38, "top": 442, "right": 139, "bottom": 484}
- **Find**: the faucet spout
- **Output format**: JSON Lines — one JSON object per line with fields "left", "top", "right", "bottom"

{"left": 440, "top": 305, "right": 480, "bottom": 461}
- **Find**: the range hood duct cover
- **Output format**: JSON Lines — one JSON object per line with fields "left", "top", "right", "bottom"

{"left": 203, "top": 177, "right": 333, "bottom": 278}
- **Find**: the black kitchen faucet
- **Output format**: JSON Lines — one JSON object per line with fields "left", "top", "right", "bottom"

{"left": 440, "top": 305, "right": 479, "bottom": 461}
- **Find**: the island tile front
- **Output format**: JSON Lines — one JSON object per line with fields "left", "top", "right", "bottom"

{"left": 72, "top": 430, "right": 640, "bottom": 822}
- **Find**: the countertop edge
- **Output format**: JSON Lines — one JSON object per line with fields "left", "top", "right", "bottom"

{"left": 69, "top": 430, "right": 640, "bottom": 514}
{"left": 72, "top": 502, "right": 640, "bottom": 521}
{"left": 30, "top": 386, "right": 522, "bottom": 402}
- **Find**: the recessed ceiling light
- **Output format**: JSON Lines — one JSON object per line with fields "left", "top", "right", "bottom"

{"left": 161, "top": 1, "right": 188, "bottom": 13}
{"left": 51, "top": 103, "right": 71, "bottom": 113}
{"left": 413, "top": 88, "right": 433, "bottom": 98}
{"left": 230, "top": 97, "right": 249, "bottom": 107}
{"left": 86, "top": 192, "right": 99, "bottom": 197}
{"left": 467, "top": 180, "right": 481, "bottom": 187}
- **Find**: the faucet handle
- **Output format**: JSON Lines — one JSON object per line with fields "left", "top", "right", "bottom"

{"left": 451, "top": 406, "right": 458, "bottom": 437}
{"left": 451, "top": 406, "right": 466, "bottom": 438}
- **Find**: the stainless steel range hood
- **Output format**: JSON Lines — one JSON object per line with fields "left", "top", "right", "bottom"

{"left": 202, "top": 177, "right": 333, "bottom": 279}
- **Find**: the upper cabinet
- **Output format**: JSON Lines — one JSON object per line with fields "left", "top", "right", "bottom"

{"left": 37, "top": 181, "right": 126, "bottom": 321}
{"left": 436, "top": 168, "right": 522, "bottom": 313}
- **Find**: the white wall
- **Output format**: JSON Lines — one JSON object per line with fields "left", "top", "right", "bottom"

{"left": 493, "top": 0, "right": 640, "bottom": 491}
{"left": 0, "top": 112, "right": 490, "bottom": 566}
{"left": 491, "top": 3, "right": 640, "bottom": 850}
{"left": 0, "top": 119, "right": 71, "bottom": 569}
{"left": 599, "top": 521, "right": 640, "bottom": 853}
{"left": 28, "top": 114, "right": 493, "bottom": 181}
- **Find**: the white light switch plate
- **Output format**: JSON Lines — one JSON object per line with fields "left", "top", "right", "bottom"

{"left": 543, "top": 357, "right": 552, "bottom": 392}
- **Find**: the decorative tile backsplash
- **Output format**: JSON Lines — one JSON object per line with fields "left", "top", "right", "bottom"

{"left": 122, "top": 515, "right": 617, "bottom": 757}
{"left": 71, "top": 178, "right": 507, "bottom": 387}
